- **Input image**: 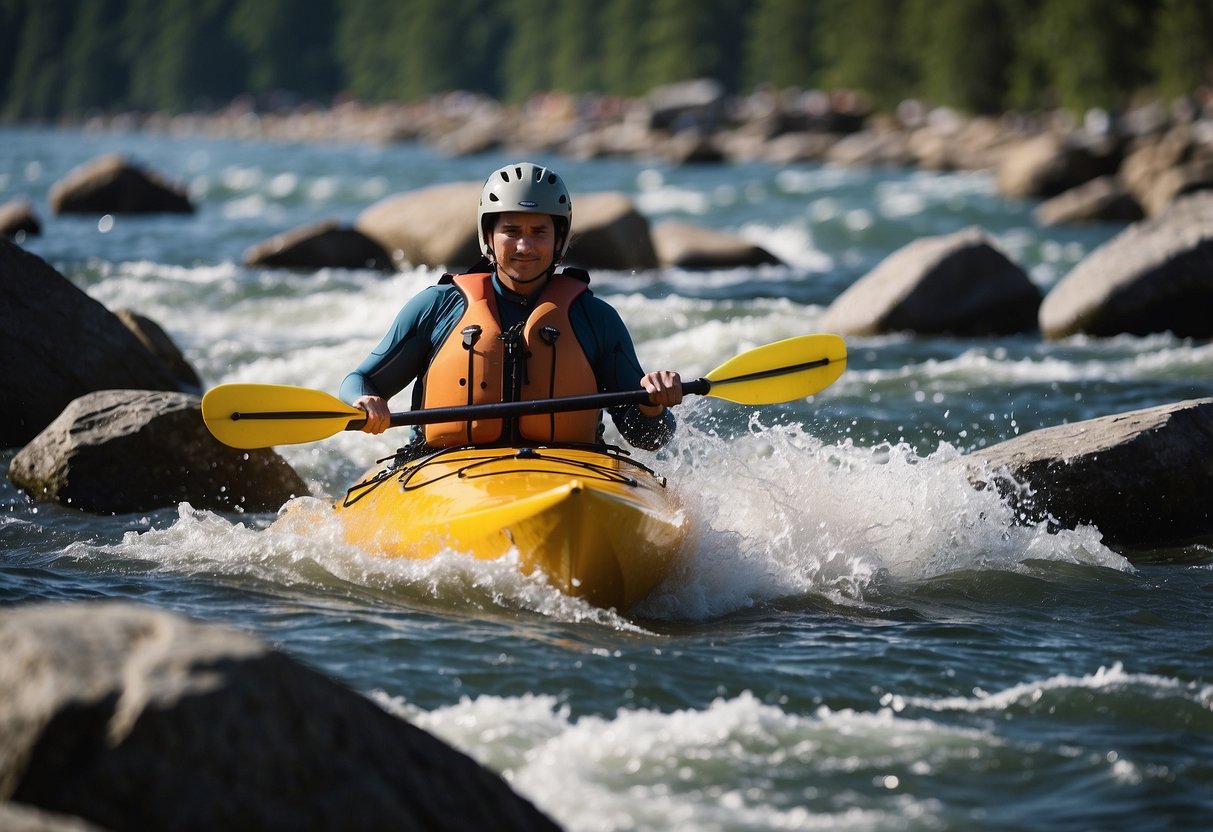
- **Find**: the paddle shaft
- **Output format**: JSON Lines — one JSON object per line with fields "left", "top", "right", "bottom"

{"left": 228, "top": 355, "right": 833, "bottom": 432}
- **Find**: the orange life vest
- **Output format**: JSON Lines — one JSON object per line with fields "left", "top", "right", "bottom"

{"left": 421, "top": 272, "right": 599, "bottom": 446}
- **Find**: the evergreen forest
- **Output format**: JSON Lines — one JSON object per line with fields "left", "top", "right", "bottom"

{"left": 3, "top": 0, "right": 1211, "bottom": 121}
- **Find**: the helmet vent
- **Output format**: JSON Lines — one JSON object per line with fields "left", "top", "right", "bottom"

{"left": 488, "top": 193, "right": 500, "bottom": 202}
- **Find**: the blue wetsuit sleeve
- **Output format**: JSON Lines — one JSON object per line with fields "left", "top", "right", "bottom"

{"left": 339, "top": 286, "right": 451, "bottom": 405}
{"left": 573, "top": 295, "right": 676, "bottom": 451}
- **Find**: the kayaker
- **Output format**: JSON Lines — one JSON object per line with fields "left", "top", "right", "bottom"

{"left": 340, "top": 161, "right": 683, "bottom": 454}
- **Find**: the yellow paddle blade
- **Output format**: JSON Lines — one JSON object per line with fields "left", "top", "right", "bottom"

{"left": 201, "top": 384, "right": 363, "bottom": 449}
{"left": 703, "top": 334, "right": 847, "bottom": 405}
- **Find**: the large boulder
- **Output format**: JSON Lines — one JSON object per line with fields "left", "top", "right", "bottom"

{"left": 995, "top": 132, "right": 1121, "bottom": 199}
{"left": 644, "top": 78, "right": 728, "bottom": 134}
{"left": 1120, "top": 123, "right": 1213, "bottom": 215}
{"left": 8, "top": 390, "right": 309, "bottom": 514}
{"left": 0, "top": 240, "right": 187, "bottom": 448}
{"left": 1038, "top": 191, "right": 1213, "bottom": 339}
{"left": 964, "top": 398, "right": 1213, "bottom": 549}
{"left": 112, "top": 308, "right": 202, "bottom": 393}
{"left": 652, "top": 220, "right": 781, "bottom": 269}
{"left": 49, "top": 154, "right": 194, "bottom": 215}
{"left": 355, "top": 182, "right": 481, "bottom": 270}
{"left": 821, "top": 227, "right": 1041, "bottom": 336}
{"left": 564, "top": 192, "right": 659, "bottom": 271}
{"left": 0, "top": 601, "right": 561, "bottom": 832}
{"left": 1033, "top": 175, "right": 1144, "bottom": 226}
{"left": 0, "top": 199, "right": 41, "bottom": 239}
{"left": 243, "top": 219, "right": 394, "bottom": 272}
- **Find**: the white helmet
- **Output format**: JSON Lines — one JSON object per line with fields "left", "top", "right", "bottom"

{"left": 477, "top": 162, "right": 573, "bottom": 260}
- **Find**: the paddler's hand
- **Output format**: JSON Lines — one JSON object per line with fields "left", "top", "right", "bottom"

{"left": 353, "top": 395, "right": 390, "bottom": 434}
{"left": 639, "top": 370, "right": 683, "bottom": 416}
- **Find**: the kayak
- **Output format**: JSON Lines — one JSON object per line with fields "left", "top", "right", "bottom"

{"left": 334, "top": 444, "right": 688, "bottom": 610}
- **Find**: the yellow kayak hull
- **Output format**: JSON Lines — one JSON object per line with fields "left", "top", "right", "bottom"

{"left": 335, "top": 446, "right": 687, "bottom": 610}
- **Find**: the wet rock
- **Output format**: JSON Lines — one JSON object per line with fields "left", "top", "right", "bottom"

{"left": 355, "top": 182, "right": 482, "bottom": 270}
{"left": 821, "top": 226, "right": 1040, "bottom": 336}
{"left": 48, "top": 154, "right": 193, "bottom": 215}
{"left": 0, "top": 241, "right": 186, "bottom": 448}
{"left": 0, "top": 199, "right": 41, "bottom": 238}
{"left": 964, "top": 398, "right": 1213, "bottom": 549}
{"left": 996, "top": 132, "right": 1121, "bottom": 199}
{"left": 564, "top": 192, "right": 659, "bottom": 271}
{"left": 0, "top": 803, "right": 108, "bottom": 832}
{"left": 112, "top": 309, "right": 202, "bottom": 394}
{"left": 1038, "top": 191, "right": 1213, "bottom": 339}
{"left": 652, "top": 221, "right": 782, "bottom": 269}
{"left": 644, "top": 78, "right": 728, "bottom": 134}
{"left": 0, "top": 601, "right": 561, "bottom": 832}
{"left": 1120, "top": 123, "right": 1213, "bottom": 215}
{"left": 8, "top": 390, "right": 309, "bottom": 514}
{"left": 243, "top": 219, "right": 394, "bottom": 272}
{"left": 1033, "top": 175, "right": 1144, "bottom": 225}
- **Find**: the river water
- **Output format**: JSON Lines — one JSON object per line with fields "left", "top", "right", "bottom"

{"left": 3, "top": 126, "right": 1211, "bottom": 830}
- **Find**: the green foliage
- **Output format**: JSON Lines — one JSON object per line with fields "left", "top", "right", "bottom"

{"left": 0, "top": 0, "right": 1208, "bottom": 120}
{"left": 903, "top": 0, "right": 1015, "bottom": 113}
{"left": 745, "top": 0, "right": 823, "bottom": 90}
{"left": 817, "top": 0, "right": 912, "bottom": 110}
{"left": 1151, "top": 0, "right": 1213, "bottom": 100}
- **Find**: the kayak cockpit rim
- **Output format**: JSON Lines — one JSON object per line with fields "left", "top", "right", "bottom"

{"left": 341, "top": 442, "right": 667, "bottom": 508}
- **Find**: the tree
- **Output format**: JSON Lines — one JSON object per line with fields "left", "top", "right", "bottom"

{"left": 228, "top": 0, "right": 340, "bottom": 102}
{"left": 3, "top": 0, "right": 73, "bottom": 119}
{"left": 903, "top": 0, "right": 1014, "bottom": 113}
{"left": 551, "top": 2, "right": 602, "bottom": 94}
{"left": 643, "top": 0, "right": 743, "bottom": 90}
{"left": 1151, "top": 0, "right": 1213, "bottom": 102}
{"left": 61, "top": 0, "right": 130, "bottom": 112}
{"left": 601, "top": 0, "right": 650, "bottom": 97}
{"left": 744, "top": 0, "right": 823, "bottom": 90}
{"left": 501, "top": 0, "right": 552, "bottom": 101}
{"left": 1013, "top": 0, "right": 1151, "bottom": 113}
{"left": 817, "top": 0, "right": 912, "bottom": 110}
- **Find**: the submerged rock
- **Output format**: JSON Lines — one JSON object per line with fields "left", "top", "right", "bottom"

{"left": 652, "top": 220, "right": 781, "bottom": 269}
{"left": 0, "top": 601, "right": 561, "bottom": 832}
{"left": 48, "top": 153, "right": 193, "bottom": 215}
{"left": 355, "top": 182, "right": 482, "bottom": 270}
{"left": 821, "top": 226, "right": 1041, "bottom": 336}
{"left": 564, "top": 192, "right": 659, "bottom": 271}
{"left": 244, "top": 219, "right": 394, "bottom": 271}
{"left": 1039, "top": 191, "right": 1213, "bottom": 339}
{"left": 964, "top": 398, "right": 1213, "bottom": 549}
{"left": 8, "top": 390, "right": 309, "bottom": 514}
{"left": 0, "top": 199, "right": 41, "bottom": 239}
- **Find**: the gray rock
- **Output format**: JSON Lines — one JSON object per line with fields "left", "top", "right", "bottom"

{"left": 1039, "top": 191, "right": 1213, "bottom": 339}
{"left": 355, "top": 182, "right": 482, "bottom": 270}
{"left": 0, "top": 601, "right": 561, "bottom": 832}
{"left": 0, "top": 240, "right": 186, "bottom": 448}
{"left": 964, "top": 398, "right": 1213, "bottom": 548}
{"left": 564, "top": 192, "right": 659, "bottom": 271}
{"left": 0, "top": 803, "right": 109, "bottom": 832}
{"left": 8, "top": 390, "right": 309, "bottom": 514}
{"left": 0, "top": 199, "right": 41, "bottom": 238}
{"left": 652, "top": 221, "right": 781, "bottom": 269}
{"left": 1033, "top": 175, "right": 1143, "bottom": 225}
{"left": 243, "top": 219, "right": 394, "bottom": 272}
{"left": 112, "top": 309, "right": 202, "bottom": 393}
{"left": 49, "top": 154, "right": 193, "bottom": 215}
{"left": 821, "top": 227, "right": 1041, "bottom": 336}
{"left": 995, "top": 132, "right": 1120, "bottom": 199}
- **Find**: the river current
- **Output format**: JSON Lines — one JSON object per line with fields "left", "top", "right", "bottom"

{"left": 2, "top": 126, "right": 1211, "bottom": 830}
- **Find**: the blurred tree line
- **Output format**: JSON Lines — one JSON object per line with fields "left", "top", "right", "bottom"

{"left": 2, "top": 0, "right": 1211, "bottom": 121}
